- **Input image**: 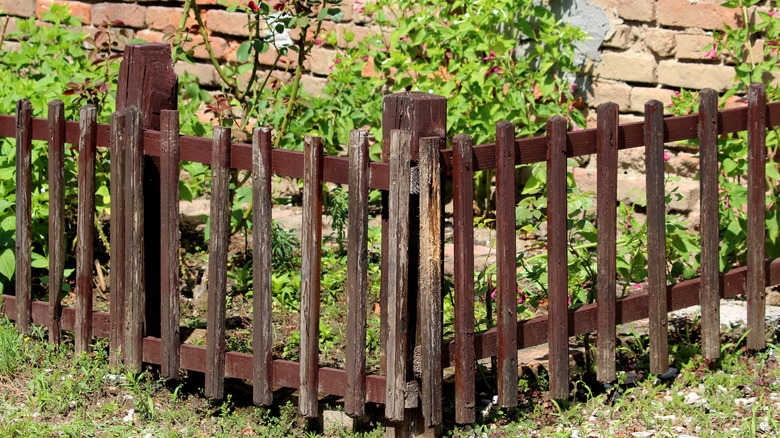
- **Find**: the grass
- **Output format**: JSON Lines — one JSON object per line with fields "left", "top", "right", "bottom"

{"left": 0, "top": 316, "right": 778, "bottom": 437}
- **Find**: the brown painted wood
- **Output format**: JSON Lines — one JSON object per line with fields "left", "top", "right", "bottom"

{"left": 47, "top": 100, "right": 65, "bottom": 346}
{"left": 419, "top": 136, "right": 443, "bottom": 427}
{"left": 124, "top": 106, "right": 145, "bottom": 373}
{"left": 345, "top": 130, "right": 370, "bottom": 418}
{"left": 300, "top": 135, "right": 324, "bottom": 419}
{"left": 116, "top": 43, "right": 178, "bottom": 340}
{"left": 160, "top": 110, "right": 181, "bottom": 378}
{"left": 385, "top": 129, "right": 411, "bottom": 423}
{"left": 645, "top": 100, "right": 669, "bottom": 375}
{"left": 494, "top": 120, "right": 518, "bottom": 407}
{"left": 547, "top": 116, "right": 569, "bottom": 400}
{"left": 252, "top": 127, "right": 274, "bottom": 407}
{"left": 205, "top": 126, "right": 231, "bottom": 400}
{"left": 747, "top": 83, "right": 767, "bottom": 351}
{"left": 15, "top": 99, "right": 32, "bottom": 334}
{"left": 451, "top": 133, "right": 476, "bottom": 424}
{"left": 596, "top": 103, "right": 618, "bottom": 383}
{"left": 109, "top": 111, "right": 127, "bottom": 367}
{"left": 75, "top": 105, "right": 98, "bottom": 354}
{"left": 698, "top": 88, "right": 721, "bottom": 361}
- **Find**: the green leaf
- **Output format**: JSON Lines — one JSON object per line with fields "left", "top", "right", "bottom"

{"left": 0, "top": 248, "right": 13, "bottom": 281}
{"left": 236, "top": 42, "right": 252, "bottom": 63}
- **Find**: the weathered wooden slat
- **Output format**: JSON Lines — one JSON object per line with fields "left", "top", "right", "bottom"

{"left": 495, "top": 120, "right": 518, "bottom": 407}
{"left": 160, "top": 110, "right": 180, "bottom": 378}
{"left": 109, "top": 111, "right": 127, "bottom": 367}
{"left": 547, "top": 116, "right": 569, "bottom": 400}
{"left": 300, "top": 135, "right": 324, "bottom": 419}
{"left": 419, "top": 136, "right": 443, "bottom": 427}
{"left": 385, "top": 129, "right": 412, "bottom": 423}
{"left": 345, "top": 130, "right": 370, "bottom": 418}
{"left": 205, "top": 126, "right": 231, "bottom": 400}
{"left": 75, "top": 105, "right": 98, "bottom": 354}
{"left": 645, "top": 100, "right": 669, "bottom": 374}
{"left": 124, "top": 106, "right": 145, "bottom": 373}
{"left": 47, "top": 100, "right": 65, "bottom": 346}
{"left": 698, "top": 89, "right": 720, "bottom": 361}
{"left": 252, "top": 127, "right": 274, "bottom": 407}
{"left": 747, "top": 83, "right": 767, "bottom": 351}
{"left": 15, "top": 99, "right": 32, "bottom": 334}
{"left": 596, "top": 103, "right": 618, "bottom": 383}
{"left": 451, "top": 133, "right": 476, "bottom": 424}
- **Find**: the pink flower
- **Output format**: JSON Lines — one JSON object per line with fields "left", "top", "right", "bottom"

{"left": 663, "top": 151, "right": 670, "bottom": 161}
{"left": 768, "top": 41, "right": 780, "bottom": 46}
{"left": 360, "top": 56, "right": 369, "bottom": 61}
{"left": 490, "top": 289, "right": 497, "bottom": 299}
{"left": 334, "top": 59, "right": 341, "bottom": 64}
{"left": 769, "top": 10, "right": 778, "bottom": 17}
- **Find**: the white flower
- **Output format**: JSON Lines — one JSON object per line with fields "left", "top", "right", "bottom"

{"left": 427, "top": 89, "right": 434, "bottom": 94}
{"left": 493, "top": 9, "right": 499, "bottom": 14}
{"left": 464, "top": 13, "right": 470, "bottom": 18}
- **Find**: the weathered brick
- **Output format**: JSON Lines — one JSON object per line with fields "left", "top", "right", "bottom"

{"left": 300, "top": 74, "right": 328, "bottom": 97}
{"left": 657, "top": 60, "right": 735, "bottom": 91}
{"left": 590, "top": 0, "right": 655, "bottom": 22}
{"left": 1, "top": 40, "right": 21, "bottom": 52}
{"left": 289, "top": 20, "right": 335, "bottom": 43}
{"left": 629, "top": 87, "right": 676, "bottom": 114}
{"left": 204, "top": 9, "right": 248, "bottom": 37}
{"left": 674, "top": 32, "right": 713, "bottom": 60}
{"left": 646, "top": 28, "right": 676, "bottom": 57}
{"left": 231, "top": 43, "right": 302, "bottom": 70}
{"left": 136, "top": 29, "right": 164, "bottom": 43}
{"left": 146, "top": 6, "right": 188, "bottom": 31}
{"left": 335, "top": 23, "right": 383, "bottom": 48}
{"left": 175, "top": 61, "right": 220, "bottom": 87}
{"left": 602, "top": 25, "right": 637, "bottom": 50}
{"left": 91, "top": 3, "right": 145, "bottom": 28}
{"left": 36, "top": 0, "right": 90, "bottom": 23}
{"left": 593, "top": 51, "right": 657, "bottom": 84}
{"left": 586, "top": 79, "right": 631, "bottom": 109}
{"left": 0, "top": 0, "right": 35, "bottom": 17}
{"left": 309, "top": 46, "right": 337, "bottom": 75}
{"left": 658, "top": 0, "right": 739, "bottom": 30}
{"left": 182, "top": 34, "right": 229, "bottom": 61}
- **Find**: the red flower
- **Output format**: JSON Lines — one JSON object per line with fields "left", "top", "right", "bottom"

{"left": 273, "top": 2, "right": 286, "bottom": 11}
{"left": 248, "top": 1, "right": 259, "bottom": 11}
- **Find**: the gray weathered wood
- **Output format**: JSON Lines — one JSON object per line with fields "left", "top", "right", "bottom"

{"left": 645, "top": 100, "right": 669, "bottom": 374}
{"left": 75, "top": 105, "right": 97, "bottom": 354}
{"left": 123, "top": 106, "right": 145, "bottom": 373}
{"left": 15, "top": 99, "right": 32, "bottom": 334}
{"left": 205, "top": 126, "right": 231, "bottom": 400}
{"left": 452, "top": 133, "right": 476, "bottom": 424}
{"left": 345, "top": 130, "right": 370, "bottom": 418}
{"left": 495, "top": 120, "right": 518, "bottom": 407}
{"left": 596, "top": 103, "right": 618, "bottom": 383}
{"left": 253, "top": 127, "right": 274, "bottom": 406}
{"left": 109, "top": 110, "right": 127, "bottom": 367}
{"left": 47, "top": 100, "right": 65, "bottom": 346}
{"left": 747, "top": 82, "right": 767, "bottom": 351}
{"left": 385, "top": 129, "right": 412, "bottom": 423}
{"left": 160, "top": 109, "right": 181, "bottom": 378}
{"left": 698, "top": 88, "right": 720, "bottom": 361}
{"left": 419, "top": 136, "right": 443, "bottom": 427}
{"left": 300, "top": 135, "right": 324, "bottom": 419}
{"left": 547, "top": 116, "right": 569, "bottom": 400}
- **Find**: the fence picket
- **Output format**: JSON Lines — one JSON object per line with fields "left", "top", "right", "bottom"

{"left": 15, "top": 99, "right": 32, "bottom": 334}
{"left": 495, "top": 120, "right": 518, "bottom": 407}
{"left": 300, "top": 135, "right": 324, "bottom": 419}
{"left": 547, "top": 116, "right": 569, "bottom": 400}
{"left": 747, "top": 83, "right": 767, "bottom": 351}
{"left": 452, "top": 133, "right": 476, "bottom": 424}
{"left": 75, "top": 105, "right": 97, "bottom": 354}
{"left": 124, "top": 106, "right": 145, "bottom": 373}
{"left": 205, "top": 126, "right": 231, "bottom": 400}
{"left": 596, "top": 103, "right": 618, "bottom": 383}
{"left": 385, "top": 129, "right": 411, "bottom": 423}
{"left": 160, "top": 110, "right": 181, "bottom": 378}
{"left": 419, "top": 136, "right": 443, "bottom": 427}
{"left": 345, "top": 130, "right": 370, "bottom": 418}
{"left": 109, "top": 111, "right": 127, "bottom": 367}
{"left": 645, "top": 100, "right": 669, "bottom": 374}
{"left": 253, "top": 127, "right": 274, "bottom": 406}
{"left": 699, "top": 89, "right": 720, "bottom": 361}
{"left": 48, "top": 100, "right": 65, "bottom": 345}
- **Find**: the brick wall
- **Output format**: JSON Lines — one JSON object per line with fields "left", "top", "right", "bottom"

{"left": 0, "top": 0, "right": 776, "bottom": 123}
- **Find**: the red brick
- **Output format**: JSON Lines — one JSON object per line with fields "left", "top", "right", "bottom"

{"left": 289, "top": 20, "right": 335, "bottom": 43}
{"left": 175, "top": 61, "right": 220, "bottom": 87}
{"left": 204, "top": 9, "right": 248, "bottom": 37}
{"left": 308, "top": 46, "right": 337, "bottom": 75}
{"left": 146, "top": 6, "right": 189, "bottom": 31}
{"left": 658, "top": 0, "right": 739, "bottom": 30}
{"left": 36, "top": 0, "right": 90, "bottom": 23}
{"left": 136, "top": 29, "right": 164, "bottom": 43}
{"left": 91, "top": 3, "right": 146, "bottom": 28}
{"left": 0, "top": 0, "right": 35, "bottom": 17}
{"left": 591, "top": 0, "right": 655, "bottom": 22}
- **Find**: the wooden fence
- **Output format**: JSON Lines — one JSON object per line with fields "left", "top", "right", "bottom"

{"left": 1, "top": 43, "right": 780, "bottom": 433}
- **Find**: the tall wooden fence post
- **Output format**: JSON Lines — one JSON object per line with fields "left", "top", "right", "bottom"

{"left": 115, "top": 43, "right": 177, "bottom": 342}
{"left": 381, "top": 92, "right": 446, "bottom": 436}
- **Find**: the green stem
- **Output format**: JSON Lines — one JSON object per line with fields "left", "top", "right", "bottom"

{"left": 273, "top": 27, "right": 309, "bottom": 149}
{"left": 190, "top": 0, "right": 238, "bottom": 93}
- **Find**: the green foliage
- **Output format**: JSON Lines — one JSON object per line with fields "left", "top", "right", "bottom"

{"left": 0, "top": 315, "right": 22, "bottom": 376}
